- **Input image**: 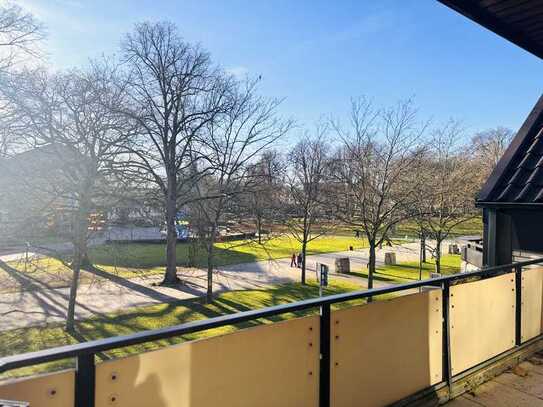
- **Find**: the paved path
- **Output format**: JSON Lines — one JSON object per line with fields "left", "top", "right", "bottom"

{"left": 0, "top": 241, "right": 438, "bottom": 331}
{"left": 447, "top": 355, "right": 543, "bottom": 406}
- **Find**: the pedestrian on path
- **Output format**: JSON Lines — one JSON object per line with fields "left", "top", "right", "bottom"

{"left": 297, "top": 253, "right": 303, "bottom": 268}
{"left": 290, "top": 253, "right": 297, "bottom": 267}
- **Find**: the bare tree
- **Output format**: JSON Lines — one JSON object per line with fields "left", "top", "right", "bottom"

{"left": 246, "top": 150, "right": 285, "bottom": 244}
{"left": 0, "top": 2, "right": 44, "bottom": 72}
{"left": 285, "top": 128, "right": 330, "bottom": 284}
{"left": 0, "top": 3, "right": 44, "bottom": 158}
{"left": 331, "top": 97, "right": 427, "bottom": 291}
{"left": 471, "top": 126, "right": 514, "bottom": 183}
{"left": 194, "top": 79, "right": 292, "bottom": 301}
{"left": 118, "top": 21, "right": 233, "bottom": 285}
{"left": 1, "top": 63, "right": 134, "bottom": 330}
{"left": 415, "top": 121, "right": 479, "bottom": 274}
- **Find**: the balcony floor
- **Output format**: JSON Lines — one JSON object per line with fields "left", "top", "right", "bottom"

{"left": 448, "top": 353, "right": 543, "bottom": 406}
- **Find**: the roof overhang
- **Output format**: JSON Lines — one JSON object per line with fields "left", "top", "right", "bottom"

{"left": 476, "top": 94, "right": 543, "bottom": 204}
{"left": 438, "top": 0, "right": 543, "bottom": 60}
{"left": 438, "top": 1, "right": 543, "bottom": 207}
{"left": 476, "top": 201, "right": 543, "bottom": 209}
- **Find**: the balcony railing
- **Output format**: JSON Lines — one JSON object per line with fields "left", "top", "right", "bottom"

{"left": 461, "top": 239, "right": 484, "bottom": 268}
{"left": 1, "top": 258, "right": 543, "bottom": 406}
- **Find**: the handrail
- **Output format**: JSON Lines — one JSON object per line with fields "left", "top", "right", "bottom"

{"left": 2, "top": 257, "right": 542, "bottom": 374}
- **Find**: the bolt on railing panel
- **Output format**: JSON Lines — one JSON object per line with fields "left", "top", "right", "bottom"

{"left": 521, "top": 267, "right": 543, "bottom": 343}
{"left": 449, "top": 272, "right": 516, "bottom": 375}
{"left": 94, "top": 315, "right": 320, "bottom": 407}
{"left": 330, "top": 290, "right": 443, "bottom": 407}
{"left": 0, "top": 370, "right": 74, "bottom": 407}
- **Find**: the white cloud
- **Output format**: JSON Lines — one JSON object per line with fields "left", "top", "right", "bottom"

{"left": 14, "top": 0, "right": 54, "bottom": 18}
{"left": 53, "top": 0, "right": 85, "bottom": 7}
{"left": 226, "top": 65, "right": 249, "bottom": 79}
{"left": 16, "top": 0, "right": 92, "bottom": 34}
{"left": 16, "top": 0, "right": 84, "bottom": 13}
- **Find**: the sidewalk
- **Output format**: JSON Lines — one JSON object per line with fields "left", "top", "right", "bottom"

{"left": 0, "top": 242, "right": 435, "bottom": 331}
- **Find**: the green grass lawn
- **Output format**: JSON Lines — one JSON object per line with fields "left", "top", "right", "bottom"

{"left": 394, "top": 217, "right": 483, "bottom": 238}
{"left": 0, "top": 234, "right": 368, "bottom": 293}
{"left": 0, "top": 279, "right": 378, "bottom": 379}
{"left": 351, "top": 254, "right": 461, "bottom": 284}
{"left": 91, "top": 234, "right": 368, "bottom": 268}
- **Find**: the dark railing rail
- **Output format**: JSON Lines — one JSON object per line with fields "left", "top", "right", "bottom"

{"left": 1, "top": 257, "right": 543, "bottom": 407}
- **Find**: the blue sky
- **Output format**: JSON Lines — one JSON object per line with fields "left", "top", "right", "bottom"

{"left": 18, "top": 0, "right": 542, "bottom": 136}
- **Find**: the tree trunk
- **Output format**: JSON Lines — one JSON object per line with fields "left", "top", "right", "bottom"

{"left": 206, "top": 226, "right": 217, "bottom": 303}
{"left": 66, "top": 250, "right": 81, "bottom": 332}
{"left": 206, "top": 246, "right": 214, "bottom": 303}
{"left": 80, "top": 238, "right": 90, "bottom": 267}
{"left": 419, "top": 238, "right": 423, "bottom": 290}
{"left": 367, "top": 241, "right": 376, "bottom": 303}
{"left": 163, "top": 185, "right": 178, "bottom": 285}
{"left": 420, "top": 233, "right": 426, "bottom": 263}
{"left": 256, "top": 216, "right": 262, "bottom": 244}
{"left": 66, "top": 201, "right": 89, "bottom": 332}
{"left": 301, "top": 240, "right": 307, "bottom": 285}
{"left": 435, "top": 239, "right": 442, "bottom": 274}
{"left": 368, "top": 241, "right": 376, "bottom": 290}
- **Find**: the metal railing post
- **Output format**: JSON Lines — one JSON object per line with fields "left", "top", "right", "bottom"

{"left": 75, "top": 353, "right": 95, "bottom": 407}
{"left": 320, "top": 303, "right": 331, "bottom": 407}
{"left": 515, "top": 264, "right": 523, "bottom": 346}
{"left": 442, "top": 280, "right": 452, "bottom": 387}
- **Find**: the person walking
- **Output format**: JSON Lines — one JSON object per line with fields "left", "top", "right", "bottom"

{"left": 290, "top": 253, "right": 297, "bottom": 268}
{"left": 297, "top": 253, "right": 303, "bottom": 268}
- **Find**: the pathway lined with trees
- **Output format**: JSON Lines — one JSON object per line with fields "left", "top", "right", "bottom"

{"left": 0, "top": 240, "right": 452, "bottom": 331}
{"left": 0, "top": 3, "right": 508, "bottom": 335}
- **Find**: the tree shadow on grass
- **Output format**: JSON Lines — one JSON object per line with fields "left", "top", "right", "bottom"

{"left": 350, "top": 262, "right": 459, "bottom": 283}
{"left": 89, "top": 240, "right": 260, "bottom": 270}
{"left": 2, "top": 281, "right": 363, "bottom": 379}
{"left": 348, "top": 271, "right": 400, "bottom": 283}
{"left": 212, "top": 245, "right": 260, "bottom": 266}
{"left": 85, "top": 242, "right": 264, "bottom": 300}
{"left": 65, "top": 292, "right": 261, "bottom": 355}
{"left": 0, "top": 259, "right": 108, "bottom": 323}
{"left": 82, "top": 264, "right": 190, "bottom": 302}
{"left": 65, "top": 283, "right": 328, "bottom": 363}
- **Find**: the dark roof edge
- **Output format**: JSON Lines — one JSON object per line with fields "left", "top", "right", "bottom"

{"left": 476, "top": 94, "right": 543, "bottom": 202}
{"left": 437, "top": 0, "right": 543, "bottom": 60}
{"left": 476, "top": 201, "right": 543, "bottom": 209}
